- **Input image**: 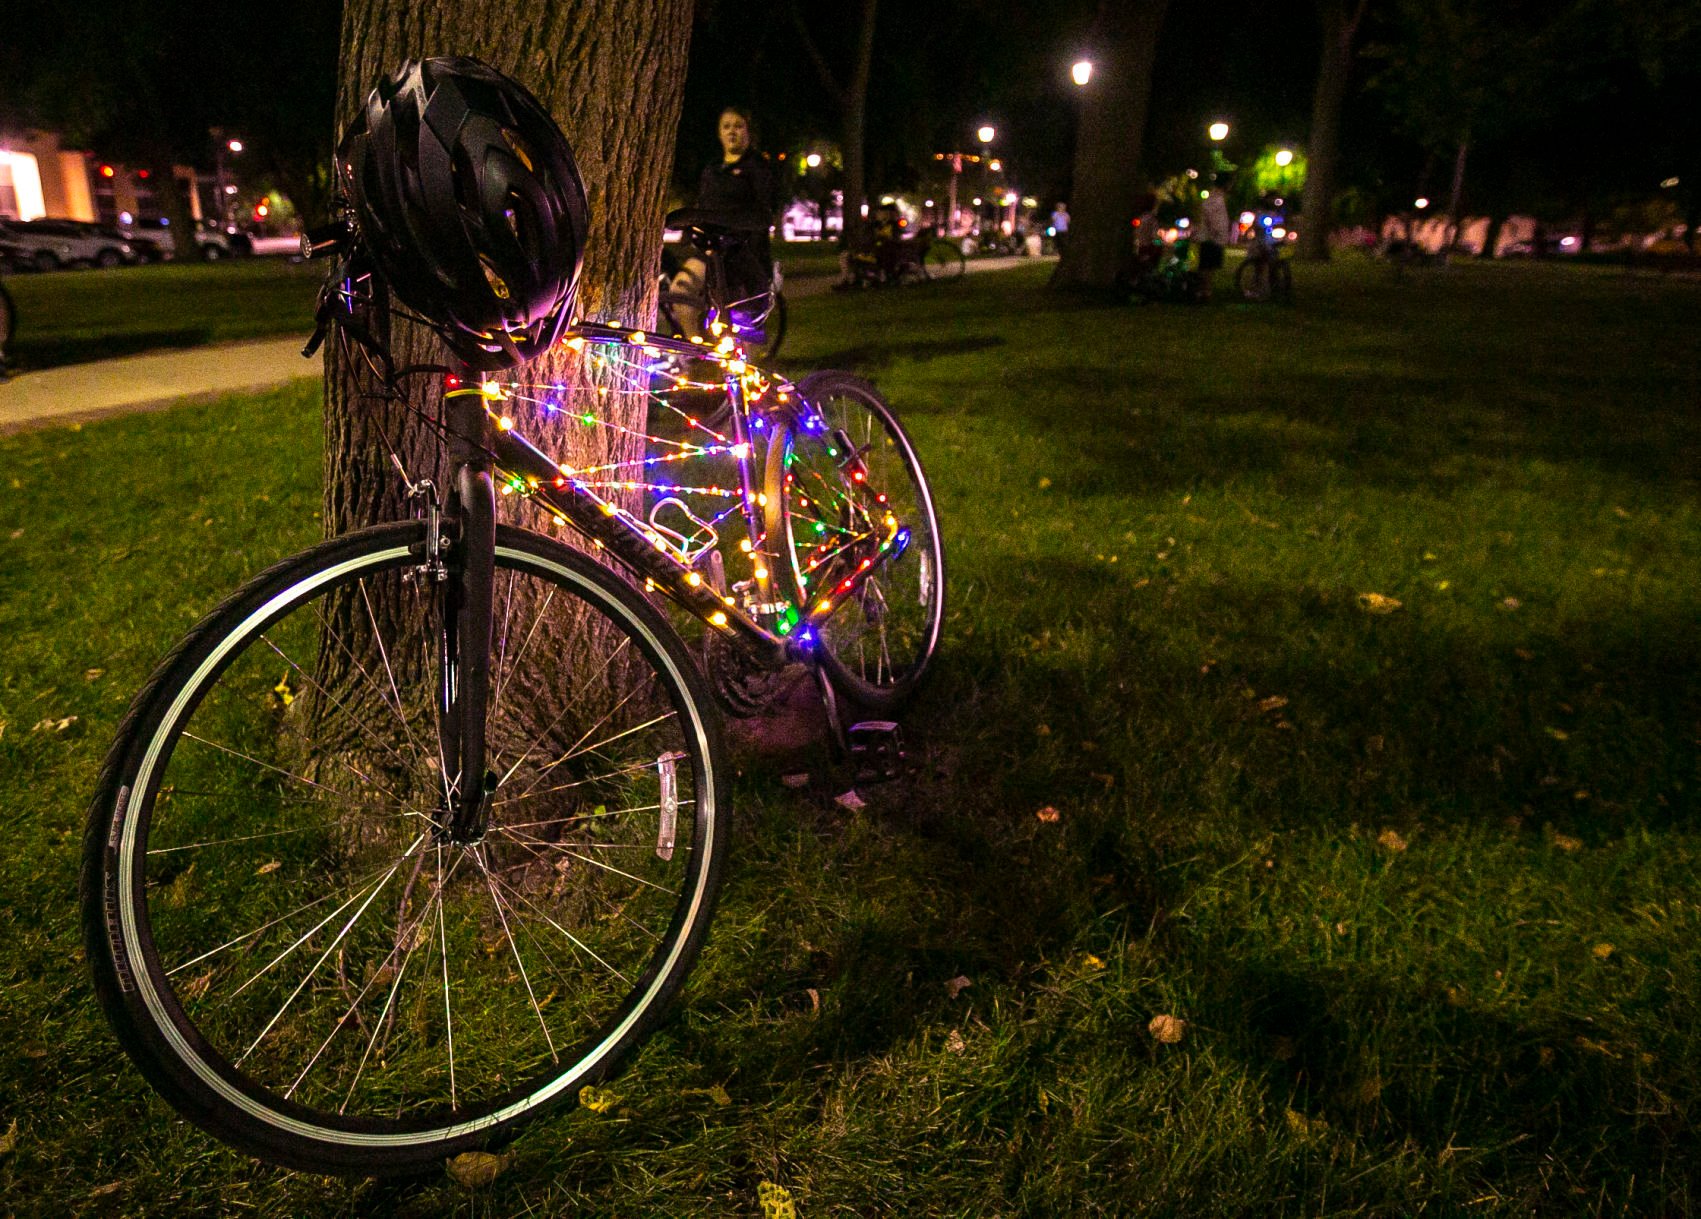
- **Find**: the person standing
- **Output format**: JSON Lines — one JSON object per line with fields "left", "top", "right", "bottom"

{"left": 669, "top": 107, "right": 776, "bottom": 334}
{"left": 1197, "top": 182, "right": 1231, "bottom": 299}
{"left": 1049, "top": 201, "right": 1071, "bottom": 253}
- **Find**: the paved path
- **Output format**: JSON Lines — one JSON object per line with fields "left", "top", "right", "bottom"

{"left": 0, "top": 255, "right": 1046, "bottom": 434}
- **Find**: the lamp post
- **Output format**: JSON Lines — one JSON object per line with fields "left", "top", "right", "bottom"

{"left": 211, "top": 130, "right": 243, "bottom": 227}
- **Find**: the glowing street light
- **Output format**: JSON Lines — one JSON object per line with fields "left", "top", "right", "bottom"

{"left": 977, "top": 125, "right": 996, "bottom": 145}
{"left": 805, "top": 152, "right": 822, "bottom": 168}
{"left": 1208, "top": 121, "right": 1230, "bottom": 142}
{"left": 226, "top": 139, "right": 244, "bottom": 154}
{"left": 1274, "top": 148, "right": 1294, "bottom": 167}
{"left": 1072, "top": 60, "right": 1093, "bottom": 86}
{"left": 1414, "top": 196, "right": 1430, "bottom": 209}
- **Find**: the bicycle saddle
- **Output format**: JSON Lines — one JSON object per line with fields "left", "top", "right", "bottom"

{"left": 665, "top": 207, "right": 770, "bottom": 237}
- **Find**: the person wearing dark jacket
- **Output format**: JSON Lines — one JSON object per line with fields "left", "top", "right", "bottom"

{"left": 669, "top": 107, "right": 776, "bottom": 334}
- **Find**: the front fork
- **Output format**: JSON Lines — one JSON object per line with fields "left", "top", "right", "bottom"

{"left": 438, "top": 387, "right": 498, "bottom": 842}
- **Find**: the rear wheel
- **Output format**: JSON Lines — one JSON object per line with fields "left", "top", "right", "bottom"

{"left": 83, "top": 523, "right": 726, "bottom": 1174}
{"left": 765, "top": 373, "right": 944, "bottom": 713}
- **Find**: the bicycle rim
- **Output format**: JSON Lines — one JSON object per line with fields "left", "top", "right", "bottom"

{"left": 767, "top": 373, "right": 944, "bottom": 712}
{"left": 84, "top": 524, "right": 724, "bottom": 1172}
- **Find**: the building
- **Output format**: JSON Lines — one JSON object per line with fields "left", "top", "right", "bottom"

{"left": 0, "top": 129, "right": 209, "bottom": 226}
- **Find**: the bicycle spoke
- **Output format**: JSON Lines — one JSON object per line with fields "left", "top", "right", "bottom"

{"left": 235, "top": 838, "right": 422, "bottom": 1066}
{"left": 493, "top": 636, "right": 632, "bottom": 788}
{"left": 472, "top": 846, "right": 559, "bottom": 1064}
{"left": 479, "top": 855, "right": 636, "bottom": 985}
{"left": 497, "top": 828, "right": 681, "bottom": 898}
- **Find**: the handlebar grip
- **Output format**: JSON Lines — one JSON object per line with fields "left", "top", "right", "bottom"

{"left": 301, "top": 221, "right": 353, "bottom": 261}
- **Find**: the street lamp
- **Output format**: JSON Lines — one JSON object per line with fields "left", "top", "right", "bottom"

{"left": 1071, "top": 60, "right": 1092, "bottom": 86}
{"left": 805, "top": 152, "right": 822, "bottom": 168}
{"left": 1208, "top": 121, "right": 1230, "bottom": 142}
{"left": 1414, "top": 196, "right": 1430, "bottom": 210}
{"left": 1275, "top": 148, "right": 1294, "bottom": 167}
{"left": 977, "top": 125, "right": 996, "bottom": 145}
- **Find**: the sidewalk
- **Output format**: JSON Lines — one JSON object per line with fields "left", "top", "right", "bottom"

{"left": 0, "top": 336, "right": 319, "bottom": 434}
{"left": 0, "top": 255, "right": 1046, "bottom": 434}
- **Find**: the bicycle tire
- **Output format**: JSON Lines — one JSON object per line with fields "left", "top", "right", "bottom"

{"left": 755, "top": 291, "right": 786, "bottom": 362}
{"left": 1235, "top": 259, "right": 1270, "bottom": 302}
{"left": 764, "top": 372, "right": 944, "bottom": 714}
{"left": 923, "top": 240, "right": 966, "bottom": 280}
{"left": 83, "top": 522, "right": 727, "bottom": 1174}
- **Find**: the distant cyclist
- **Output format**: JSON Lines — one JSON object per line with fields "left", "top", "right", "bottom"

{"left": 667, "top": 107, "right": 776, "bottom": 335}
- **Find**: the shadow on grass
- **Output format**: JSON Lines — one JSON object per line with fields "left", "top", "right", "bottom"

{"left": 11, "top": 328, "right": 216, "bottom": 370}
{"left": 802, "top": 334, "right": 1006, "bottom": 375}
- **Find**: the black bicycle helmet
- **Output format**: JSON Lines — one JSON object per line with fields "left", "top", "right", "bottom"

{"left": 337, "top": 56, "right": 589, "bottom": 370}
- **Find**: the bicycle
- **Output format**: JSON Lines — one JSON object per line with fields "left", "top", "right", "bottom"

{"left": 1126, "top": 235, "right": 1208, "bottom": 304}
{"left": 657, "top": 208, "right": 786, "bottom": 361}
{"left": 1234, "top": 226, "right": 1294, "bottom": 303}
{"left": 844, "top": 225, "right": 965, "bottom": 287}
{"left": 81, "top": 204, "right": 945, "bottom": 1172}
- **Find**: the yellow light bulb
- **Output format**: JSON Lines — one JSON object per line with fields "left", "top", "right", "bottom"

{"left": 685, "top": 572, "right": 703, "bottom": 586}
{"left": 754, "top": 567, "right": 769, "bottom": 580}
{"left": 709, "top": 611, "right": 728, "bottom": 627}
{"left": 497, "top": 415, "right": 514, "bottom": 431}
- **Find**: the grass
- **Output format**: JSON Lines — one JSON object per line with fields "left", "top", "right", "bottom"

{"left": 1, "top": 256, "right": 1698, "bottom": 1214}
{"left": 2, "top": 258, "right": 321, "bottom": 370}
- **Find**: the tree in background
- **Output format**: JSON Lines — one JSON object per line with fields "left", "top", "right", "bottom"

{"left": 788, "top": 0, "right": 879, "bottom": 250}
{"left": 1050, "top": 0, "right": 1170, "bottom": 291}
{"left": 1295, "top": 0, "right": 1371, "bottom": 261}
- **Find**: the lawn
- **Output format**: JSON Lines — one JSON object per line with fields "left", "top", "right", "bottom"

{"left": 1, "top": 257, "right": 1697, "bottom": 1215}
{"left": 2, "top": 258, "right": 323, "bottom": 370}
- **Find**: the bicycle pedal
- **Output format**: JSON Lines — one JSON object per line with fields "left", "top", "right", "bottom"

{"left": 846, "top": 720, "right": 905, "bottom": 784}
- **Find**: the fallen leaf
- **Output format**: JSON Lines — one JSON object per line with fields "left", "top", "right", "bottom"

{"left": 1037, "top": 477, "right": 1052, "bottom": 490}
{"left": 1550, "top": 832, "right": 1584, "bottom": 853}
{"left": 780, "top": 773, "right": 810, "bottom": 789}
{"left": 579, "top": 1085, "right": 618, "bottom": 1113}
{"left": 945, "top": 1029, "right": 966, "bottom": 1054}
{"left": 1285, "top": 1108, "right": 1327, "bottom": 1140}
{"left": 1422, "top": 551, "right": 1438, "bottom": 561}
{"left": 1593, "top": 943, "right": 1615, "bottom": 960}
{"left": 1513, "top": 648, "right": 1534, "bottom": 661}
{"left": 707, "top": 1083, "right": 732, "bottom": 1107}
{"left": 1148, "top": 1013, "right": 1186, "bottom": 1044}
{"left": 1035, "top": 723, "right": 1051, "bottom": 736}
{"left": 272, "top": 674, "right": 295, "bottom": 707}
{"left": 1545, "top": 726, "right": 1570, "bottom": 741}
{"left": 806, "top": 987, "right": 820, "bottom": 1012}
{"left": 1357, "top": 592, "right": 1403, "bottom": 615}
{"left": 1035, "top": 806, "right": 1061, "bottom": 823}
{"left": 89, "top": 1181, "right": 126, "bottom": 1199}
{"left": 83, "top": 668, "right": 105, "bottom": 682}
{"left": 1613, "top": 506, "right": 1631, "bottom": 519}
{"left": 758, "top": 1181, "right": 798, "bottom": 1219}
{"left": 255, "top": 860, "right": 282, "bottom": 876}
{"left": 945, "top": 975, "right": 972, "bottom": 999}
{"left": 1498, "top": 596, "right": 1522, "bottom": 611}
{"left": 1377, "top": 829, "right": 1408, "bottom": 852}
{"left": 1082, "top": 954, "right": 1105, "bottom": 970}
{"left": 834, "top": 790, "right": 866, "bottom": 811}
{"left": 1257, "top": 695, "right": 1289, "bottom": 713}
{"left": 31, "top": 715, "right": 78, "bottom": 734}
{"left": 445, "top": 1151, "right": 511, "bottom": 1189}
{"left": 1435, "top": 580, "right": 1450, "bottom": 591}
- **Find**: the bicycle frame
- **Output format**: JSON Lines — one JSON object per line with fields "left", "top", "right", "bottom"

{"left": 428, "top": 323, "right": 907, "bottom": 830}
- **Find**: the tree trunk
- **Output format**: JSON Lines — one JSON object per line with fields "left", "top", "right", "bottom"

{"left": 1049, "top": 0, "right": 1169, "bottom": 291}
{"left": 792, "top": 0, "right": 878, "bottom": 252}
{"left": 1478, "top": 212, "right": 1504, "bottom": 259}
{"left": 326, "top": 0, "right": 694, "bottom": 537}
{"left": 1296, "top": 0, "right": 1370, "bottom": 263}
{"left": 1443, "top": 138, "right": 1468, "bottom": 260}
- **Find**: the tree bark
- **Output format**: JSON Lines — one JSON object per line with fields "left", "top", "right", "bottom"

{"left": 1296, "top": 0, "right": 1370, "bottom": 262}
{"left": 326, "top": 0, "right": 694, "bottom": 537}
{"left": 1049, "top": 0, "right": 1169, "bottom": 292}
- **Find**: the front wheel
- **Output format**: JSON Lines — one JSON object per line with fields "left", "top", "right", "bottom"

{"left": 765, "top": 372, "right": 945, "bottom": 714}
{"left": 83, "top": 523, "right": 727, "bottom": 1174}
{"left": 922, "top": 240, "right": 965, "bottom": 280}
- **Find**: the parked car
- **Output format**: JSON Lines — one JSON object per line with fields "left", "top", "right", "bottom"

{"left": 120, "top": 217, "right": 241, "bottom": 261}
{"left": 0, "top": 218, "right": 136, "bottom": 270}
